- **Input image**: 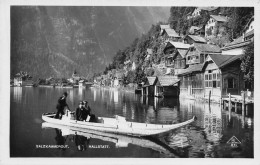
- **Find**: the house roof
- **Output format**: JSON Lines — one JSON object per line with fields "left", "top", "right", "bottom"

{"left": 164, "top": 28, "right": 180, "bottom": 38}
{"left": 146, "top": 76, "right": 157, "bottom": 86}
{"left": 177, "top": 49, "right": 188, "bottom": 58}
{"left": 160, "top": 24, "right": 170, "bottom": 30}
{"left": 222, "top": 36, "right": 252, "bottom": 51}
{"left": 186, "top": 35, "right": 207, "bottom": 43}
{"left": 168, "top": 41, "right": 190, "bottom": 49}
{"left": 208, "top": 54, "right": 242, "bottom": 68}
{"left": 177, "top": 64, "right": 204, "bottom": 75}
{"left": 157, "top": 76, "right": 180, "bottom": 86}
{"left": 193, "top": 43, "right": 221, "bottom": 53}
{"left": 210, "top": 15, "right": 228, "bottom": 22}
{"left": 163, "top": 41, "right": 190, "bottom": 57}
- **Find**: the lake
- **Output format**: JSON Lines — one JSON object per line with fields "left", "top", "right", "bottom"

{"left": 10, "top": 87, "right": 254, "bottom": 158}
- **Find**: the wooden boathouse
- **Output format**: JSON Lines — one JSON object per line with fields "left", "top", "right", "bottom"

{"left": 203, "top": 54, "right": 244, "bottom": 99}
{"left": 154, "top": 76, "right": 180, "bottom": 97}
{"left": 142, "top": 76, "right": 157, "bottom": 96}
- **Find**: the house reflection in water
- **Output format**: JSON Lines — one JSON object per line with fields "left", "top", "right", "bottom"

{"left": 114, "top": 90, "right": 119, "bottom": 103}
{"left": 13, "top": 87, "right": 22, "bottom": 103}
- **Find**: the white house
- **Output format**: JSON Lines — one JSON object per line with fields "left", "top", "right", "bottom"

{"left": 187, "top": 7, "right": 219, "bottom": 20}
{"left": 205, "top": 14, "right": 229, "bottom": 37}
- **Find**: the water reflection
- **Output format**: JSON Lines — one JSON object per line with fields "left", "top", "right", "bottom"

{"left": 42, "top": 122, "right": 182, "bottom": 157}
{"left": 13, "top": 87, "right": 22, "bottom": 103}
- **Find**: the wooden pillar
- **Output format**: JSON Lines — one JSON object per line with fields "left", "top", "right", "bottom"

{"left": 235, "top": 102, "right": 237, "bottom": 113}
{"left": 208, "top": 90, "right": 211, "bottom": 104}
{"left": 242, "top": 91, "right": 245, "bottom": 118}
{"left": 246, "top": 104, "right": 248, "bottom": 116}
{"left": 228, "top": 93, "right": 231, "bottom": 121}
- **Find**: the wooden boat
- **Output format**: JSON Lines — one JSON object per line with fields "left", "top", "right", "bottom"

{"left": 42, "top": 122, "right": 182, "bottom": 157}
{"left": 42, "top": 112, "right": 196, "bottom": 137}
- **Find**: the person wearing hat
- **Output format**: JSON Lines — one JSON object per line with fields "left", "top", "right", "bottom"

{"left": 83, "top": 101, "right": 91, "bottom": 119}
{"left": 76, "top": 101, "right": 86, "bottom": 121}
{"left": 55, "top": 92, "right": 70, "bottom": 119}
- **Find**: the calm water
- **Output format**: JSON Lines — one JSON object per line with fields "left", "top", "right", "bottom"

{"left": 10, "top": 87, "right": 254, "bottom": 158}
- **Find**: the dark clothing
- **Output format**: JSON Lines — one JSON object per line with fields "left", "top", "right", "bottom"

{"left": 55, "top": 97, "right": 68, "bottom": 119}
{"left": 76, "top": 107, "right": 88, "bottom": 121}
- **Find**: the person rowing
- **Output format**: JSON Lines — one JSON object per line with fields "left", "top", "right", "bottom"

{"left": 55, "top": 92, "right": 70, "bottom": 119}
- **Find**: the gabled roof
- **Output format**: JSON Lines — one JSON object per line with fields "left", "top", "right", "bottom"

{"left": 210, "top": 15, "right": 228, "bottom": 22}
{"left": 157, "top": 76, "right": 180, "bottom": 86}
{"left": 193, "top": 43, "right": 221, "bottom": 53}
{"left": 145, "top": 76, "right": 157, "bottom": 86}
{"left": 160, "top": 24, "right": 170, "bottom": 30}
{"left": 168, "top": 41, "right": 190, "bottom": 49}
{"left": 177, "top": 49, "right": 188, "bottom": 58}
{"left": 222, "top": 36, "right": 252, "bottom": 51}
{"left": 163, "top": 41, "right": 190, "bottom": 57}
{"left": 185, "top": 35, "right": 207, "bottom": 43}
{"left": 177, "top": 64, "right": 204, "bottom": 75}
{"left": 163, "top": 28, "right": 180, "bottom": 38}
{"left": 207, "top": 54, "right": 242, "bottom": 68}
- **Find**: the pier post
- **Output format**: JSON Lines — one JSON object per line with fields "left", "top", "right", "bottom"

{"left": 228, "top": 93, "right": 231, "bottom": 121}
{"left": 242, "top": 91, "right": 245, "bottom": 117}
{"left": 246, "top": 104, "right": 248, "bottom": 116}
{"left": 235, "top": 102, "right": 237, "bottom": 113}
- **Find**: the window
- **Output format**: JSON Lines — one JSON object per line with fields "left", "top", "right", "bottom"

{"left": 227, "top": 78, "right": 237, "bottom": 88}
{"left": 205, "top": 70, "right": 220, "bottom": 88}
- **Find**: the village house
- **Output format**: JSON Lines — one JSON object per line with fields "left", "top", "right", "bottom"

{"left": 14, "top": 72, "right": 34, "bottom": 86}
{"left": 162, "top": 41, "right": 190, "bottom": 75}
{"left": 188, "top": 26, "right": 205, "bottom": 37}
{"left": 72, "top": 71, "right": 80, "bottom": 84}
{"left": 176, "top": 64, "right": 205, "bottom": 99}
{"left": 159, "top": 24, "right": 170, "bottom": 34}
{"left": 221, "top": 16, "right": 254, "bottom": 55}
{"left": 161, "top": 28, "right": 182, "bottom": 42}
{"left": 78, "top": 80, "right": 85, "bottom": 87}
{"left": 203, "top": 54, "right": 244, "bottom": 99}
{"left": 113, "top": 70, "right": 124, "bottom": 87}
{"left": 185, "top": 43, "right": 221, "bottom": 66}
{"left": 141, "top": 76, "right": 157, "bottom": 96}
{"left": 187, "top": 7, "right": 219, "bottom": 20}
{"left": 154, "top": 76, "right": 180, "bottom": 97}
{"left": 183, "top": 35, "right": 207, "bottom": 45}
{"left": 175, "top": 43, "right": 221, "bottom": 99}
{"left": 205, "top": 14, "right": 229, "bottom": 37}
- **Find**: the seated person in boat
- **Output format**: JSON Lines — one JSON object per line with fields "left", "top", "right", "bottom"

{"left": 83, "top": 100, "right": 96, "bottom": 122}
{"left": 83, "top": 101, "right": 91, "bottom": 116}
{"left": 76, "top": 101, "right": 88, "bottom": 121}
{"left": 55, "top": 92, "right": 70, "bottom": 119}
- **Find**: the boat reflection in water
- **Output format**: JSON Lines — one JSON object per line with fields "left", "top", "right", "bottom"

{"left": 42, "top": 122, "right": 189, "bottom": 157}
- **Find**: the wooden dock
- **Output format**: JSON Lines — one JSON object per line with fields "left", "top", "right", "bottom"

{"left": 222, "top": 92, "right": 254, "bottom": 117}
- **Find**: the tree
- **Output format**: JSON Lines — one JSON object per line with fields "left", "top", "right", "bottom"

{"left": 241, "top": 41, "right": 254, "bottom": 88}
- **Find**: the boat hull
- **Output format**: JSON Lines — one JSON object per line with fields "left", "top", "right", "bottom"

{"left": 42, "top": 112, "right": 196, "bottom": 137}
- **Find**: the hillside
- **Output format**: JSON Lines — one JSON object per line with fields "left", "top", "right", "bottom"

{"left": 11, "top": 6, "right": 170, "bottom": 79}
